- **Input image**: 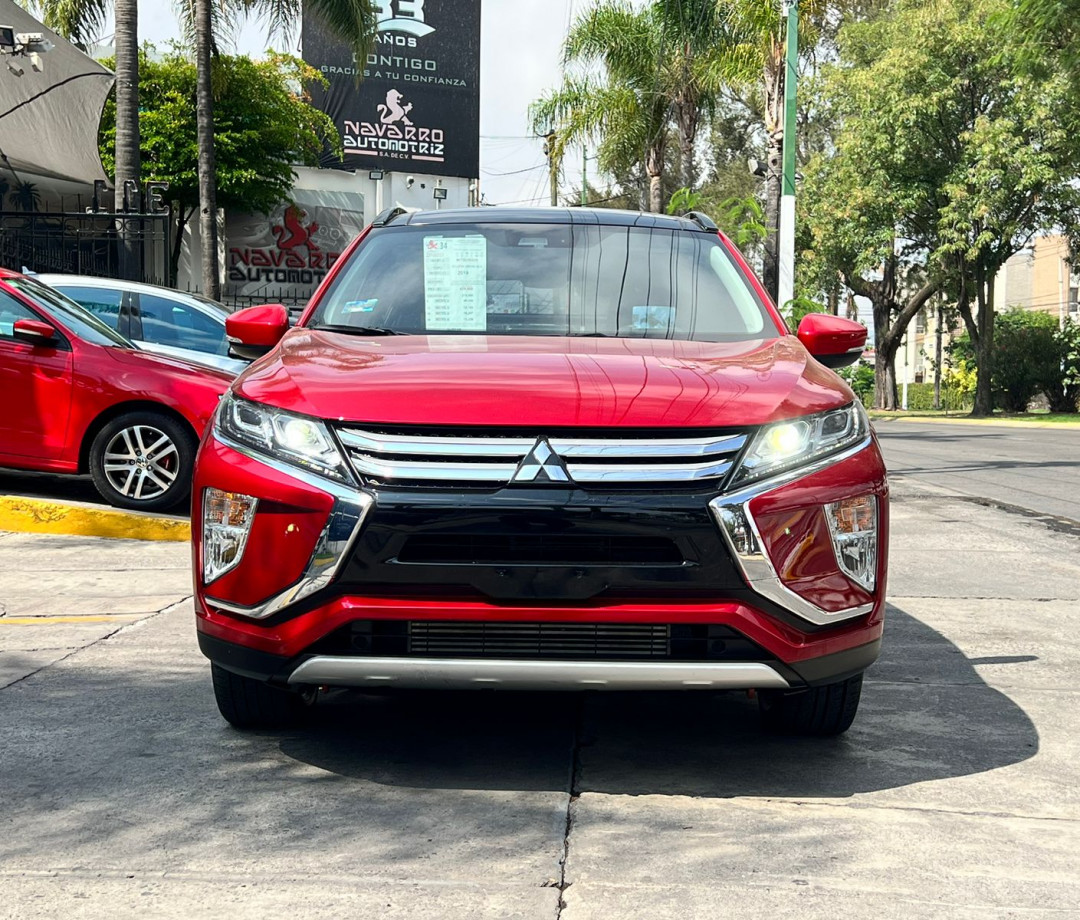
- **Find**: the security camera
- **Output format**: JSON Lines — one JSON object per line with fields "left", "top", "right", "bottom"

{"left": 406, "top": 176, "right": 415, "bottom": 189}
{"left": 7, "top": 59, "right": 23, "bottom": 76}
{"left": 29, "top": 51, "right": 42, "bottom": 71}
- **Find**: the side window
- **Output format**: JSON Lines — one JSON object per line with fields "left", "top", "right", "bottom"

{"left": 55, "top": 286, "right": 124, "bottom": 330}
{"left": 0, "top": 289, "right": 37, "bottom": 339}
{"left": 135, "top": 293, "right": 225, "bottom": 354}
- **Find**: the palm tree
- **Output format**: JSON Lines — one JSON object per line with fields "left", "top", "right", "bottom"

{"left": 531, "top": 0, "right": 754, "bottom": 213}
{"left": 24, "top": 0, "right": 140, "bottom": 206}
{"left": 27, "top": 0, "right": 377, "bottom": 296}
{"left": 183, "top": 0, "right": 378, "bottom": 299}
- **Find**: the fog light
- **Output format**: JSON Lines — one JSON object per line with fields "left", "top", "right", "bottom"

{"left": 203, "top": 488, "right": 258, "bottom": 584}
{"left": 825, "top": 495, "right": 877, "bottom": 592}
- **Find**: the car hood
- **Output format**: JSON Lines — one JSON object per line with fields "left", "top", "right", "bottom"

{"left": 234, "top": 332, "right": 854, "bottom": 429}
{"left": 106, "top": 343, "right": 235, "bottom": 385}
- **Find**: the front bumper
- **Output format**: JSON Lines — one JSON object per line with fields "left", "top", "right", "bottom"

{"left": 193, "top": 433, "right": 888, "bottom": 689}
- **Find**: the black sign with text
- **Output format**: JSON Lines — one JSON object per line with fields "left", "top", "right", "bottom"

{"left": 302, "top": 0, "right": 481, "bottom": 179}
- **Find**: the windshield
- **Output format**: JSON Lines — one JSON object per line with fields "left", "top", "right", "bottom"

{"left": 9, "top": 276, "right": 133, "bottom": 348}
{"left": 308, "top": 223, "right": 776, "bottom": 342}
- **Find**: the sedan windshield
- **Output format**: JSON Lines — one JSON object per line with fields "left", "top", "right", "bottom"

{"left": 309, "top": 222, "right": 776, "bottom": 342}
{"left": 9, "top": 276, "right": 133, "bottom": 348}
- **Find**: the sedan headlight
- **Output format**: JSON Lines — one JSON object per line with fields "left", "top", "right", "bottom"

{"left": 216, "top": 393, "right": 352, "bottom": 483}
{"left": 733, "top": 403, "right": 869, "bottom": 485}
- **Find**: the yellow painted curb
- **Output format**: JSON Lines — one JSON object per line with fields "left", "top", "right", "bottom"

{"left": 0, "top": 496, "right": 190, "bottom": 542}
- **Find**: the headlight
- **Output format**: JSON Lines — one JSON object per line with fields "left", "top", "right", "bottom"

{"left": 733, "top": 403, "right": 869, "bottom": 485}
{"left": 216, "top": 393, "right": 352, "bottom": 483}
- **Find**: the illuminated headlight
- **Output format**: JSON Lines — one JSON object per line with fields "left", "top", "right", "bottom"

{"left": 215, "top": 393, "right": 351, "bottom": 483}
{"left": 203, "top": 488, "right": 257, "bottom": 583}
{"left": 733, "top": 403, "right": 869, "bottom": 485}
{"left": 825, "top": 494, "right": 878, "bottom": 592}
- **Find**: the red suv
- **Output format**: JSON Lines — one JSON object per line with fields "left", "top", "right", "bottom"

{"left": 194, "top": 209, "right": 887, "bottom": 735}
{"left": 0, "top": 270, "right": 232, "bottom": 510}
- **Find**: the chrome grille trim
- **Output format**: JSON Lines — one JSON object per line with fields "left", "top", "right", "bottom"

{"left": 337, "top": 426, "right": 748, "bottom": 485}
{"left": 549, "top": 434, "right": 746, "bottom": 458}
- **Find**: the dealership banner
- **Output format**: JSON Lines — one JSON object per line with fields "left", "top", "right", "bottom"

{"left": 224, "top": 187, "right": 366, "bottom": 303}
{"left": 302, "top": 0, "right": 482, "bottom": 179}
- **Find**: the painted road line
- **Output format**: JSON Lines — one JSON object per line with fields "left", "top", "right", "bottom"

{"left": 0, "top": 496, "right": 190, "bottom": 542}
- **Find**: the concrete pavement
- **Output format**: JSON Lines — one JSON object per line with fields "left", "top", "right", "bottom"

{"left": 1, "top": 479, "right": 1079, "bottom": 918}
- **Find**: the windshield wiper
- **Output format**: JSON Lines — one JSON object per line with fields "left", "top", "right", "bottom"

{"left": 312, "top": 323, "right": 410, "bottom": 336}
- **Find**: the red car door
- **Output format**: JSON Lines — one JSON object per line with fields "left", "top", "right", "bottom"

{"left": 0, "top": 287, "right": 73, "bottom": 462}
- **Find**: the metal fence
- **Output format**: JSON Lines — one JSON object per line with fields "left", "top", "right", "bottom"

{"left": 0, "top": 210, "right": 172, "bottom": 285}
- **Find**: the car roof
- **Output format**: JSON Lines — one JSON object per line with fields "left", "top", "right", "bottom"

{"left": 381, "top": 207, "right": 716, "bottom": 232}
{"left": 35, "top": 275, "right": 229, "bottom": 313}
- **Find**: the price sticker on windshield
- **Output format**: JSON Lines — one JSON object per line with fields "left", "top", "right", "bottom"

{"left": 423, "top": 236, "right": 487, "bottom": 332}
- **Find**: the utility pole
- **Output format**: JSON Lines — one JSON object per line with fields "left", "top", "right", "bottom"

{"left": 543, "top": 131, "right": 559, "bottom": 207}
{"left": 778, "top": 0, "right": 799, "bottom": 312}
{"left": 581, "top": 145, "right": 588, "bottom": 206}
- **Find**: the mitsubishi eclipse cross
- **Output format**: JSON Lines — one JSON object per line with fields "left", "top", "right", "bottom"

{"left": 193, "top": 208, "right": 887, "bottom": 736}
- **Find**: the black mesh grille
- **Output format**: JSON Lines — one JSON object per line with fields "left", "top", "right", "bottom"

{"left": 407, "top": 621, "right": 670, "bottom": 659}
{"left": 398, "top": 534, "right": 683, "bottom": 566}
{"left": 308, "top": 621, "right": 777, "bottom": 663}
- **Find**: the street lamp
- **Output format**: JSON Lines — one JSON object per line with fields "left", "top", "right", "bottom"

{"left": 778, "top": 0, "right": 799, "bottom": 312}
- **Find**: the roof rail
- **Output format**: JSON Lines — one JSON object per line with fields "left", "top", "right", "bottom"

{"left": 684, "top": 211, "right": 718, "bottom": 232}
{"left": 372, "top": 206, "right": 409, "bottom": 227}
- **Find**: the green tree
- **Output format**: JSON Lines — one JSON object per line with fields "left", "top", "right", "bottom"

{"left": 1051, "top": 318, "right": 1080, "bottom": 412}
{"left": 530, "top": 0, "right": 755, "bottom": 213}
{"left": 26, "top": 0, "right": 376, "bottom": 297}
{"left": 99, "top": 50, "right": 340, "bottom": 286}
{"left": 800, "top": 0, "right": 1080, "bottom": 413}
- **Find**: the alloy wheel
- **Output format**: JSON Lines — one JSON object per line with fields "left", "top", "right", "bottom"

{"left": 102, "top": 424, "right": 180, "bottom": 501}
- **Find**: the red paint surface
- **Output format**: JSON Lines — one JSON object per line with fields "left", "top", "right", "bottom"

{"left": 0, "top": 270, "right": 231, "bottom": 472}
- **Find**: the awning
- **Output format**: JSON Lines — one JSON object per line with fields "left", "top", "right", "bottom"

{"left": 0, "top": 0, "right": 113, "bottom": 186}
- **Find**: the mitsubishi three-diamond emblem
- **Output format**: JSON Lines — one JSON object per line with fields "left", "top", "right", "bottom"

{"left": 512, "top": 439, "right": 571, "bottom": 483}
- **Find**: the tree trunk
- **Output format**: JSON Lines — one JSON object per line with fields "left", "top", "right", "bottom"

{"left": 113, "top": 0, "right": 140, "bottom": 281}
{"left": 679, "top": 130, "right": 695, "bottom": 193}
{"left": 972, "top": 263, "right": 994, "bottom": 417}
{"left": 195, "top": 0, "right": 221, "bottom": 300}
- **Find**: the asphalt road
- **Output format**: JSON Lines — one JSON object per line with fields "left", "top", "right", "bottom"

{"left": 875, "top": 419, "right": 1080, "bottom": 524}
{"left": 2, "top": 475, "right": 1080, "bottom": 917}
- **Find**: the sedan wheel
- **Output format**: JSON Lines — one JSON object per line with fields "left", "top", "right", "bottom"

{"left": 89, "top": 412, "right": 196, "bottom": 511}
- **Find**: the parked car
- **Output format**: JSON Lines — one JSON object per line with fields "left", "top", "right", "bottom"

{"left": 193, "top": 208, "right": 887, "bottom": 736}
{"left": 36, "top": 274, "right": 247, "bottom": 375}
{"left": 0, "top": 269, "right": 232, "bottom": 510}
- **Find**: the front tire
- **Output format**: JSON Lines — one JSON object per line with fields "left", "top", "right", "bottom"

{"left": 88, "top": 411, "right": 195, "bottom": 511}
{"left": 211, "top": 663, "right": 308, "bottom": 730}
{"left": 758, "top": 673, "right": 863, "bottom": 736}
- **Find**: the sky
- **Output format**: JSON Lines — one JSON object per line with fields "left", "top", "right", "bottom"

{"left": 126, "top": 0, "right": 595, "bottom": 207}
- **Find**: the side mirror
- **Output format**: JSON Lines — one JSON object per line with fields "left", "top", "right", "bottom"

{"left": 796, "top": 313, "right": 867, "bottom": 369}
{"left": 12, "top": 318, "right": 58, "bottom": 343}
{"left": 225, "top": 303, "right": 289, "bottom": 361}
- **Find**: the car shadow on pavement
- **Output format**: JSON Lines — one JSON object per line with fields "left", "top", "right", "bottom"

{"left": 280, "top": 602, "right": 1039, "bottom": 798}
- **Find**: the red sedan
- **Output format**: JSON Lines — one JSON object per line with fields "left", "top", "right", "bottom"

{"left": 0, "top": 269, "right": 232, "bottom": 511}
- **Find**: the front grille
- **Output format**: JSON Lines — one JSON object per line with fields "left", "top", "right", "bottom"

{"left": 409, "top": 621, "right": 670, "bottom": 659}
{"left": 309, "top": 621, "right": 776, "bottom": 663}
{"left": 398, "top": 533, "right": 683, "bottom": 566}
{"left": 336, "top": 426, "right": 748, "bottom": 487}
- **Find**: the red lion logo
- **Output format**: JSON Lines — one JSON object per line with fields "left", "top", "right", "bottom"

{"left": 272, "top": 205, "right": 320, "bottom": 252}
